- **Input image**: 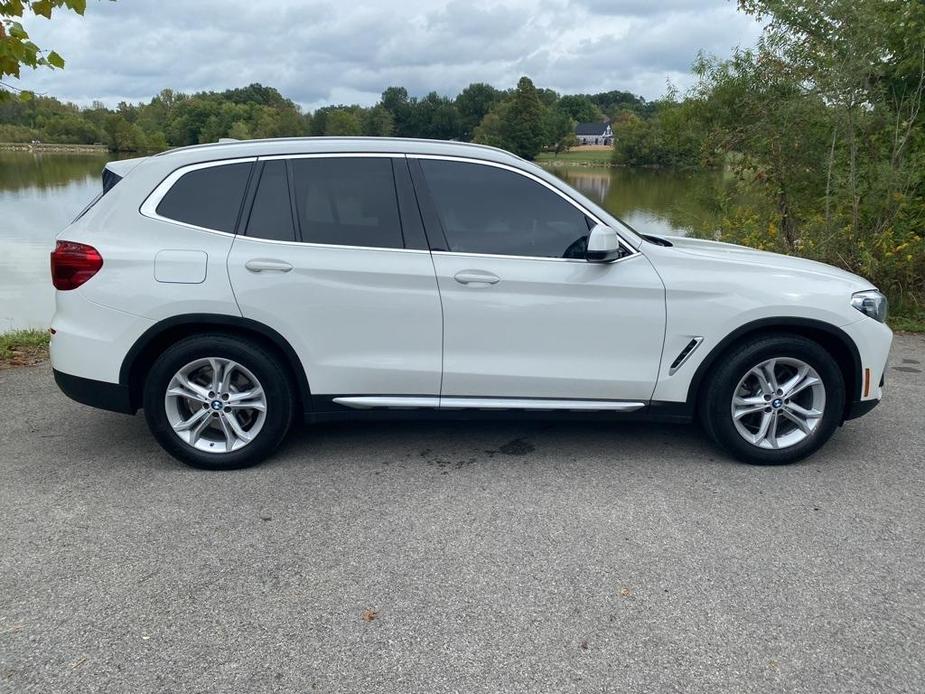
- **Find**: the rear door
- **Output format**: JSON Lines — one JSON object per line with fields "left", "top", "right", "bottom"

{"left": 411, "top": 156, "right": 666, "bottom": 403}
{"left": 227, "top": 154, "right": 443, "bottom": 405}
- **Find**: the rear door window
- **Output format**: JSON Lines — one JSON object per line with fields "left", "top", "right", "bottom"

{"left": 244, "top": 161, "right": 296, "bottom": 242}
{"left": 290, "top": 157, "right": 404, "bottom": 249}
{"left": 156, "top": 162, "right": 252, "bottom": 233}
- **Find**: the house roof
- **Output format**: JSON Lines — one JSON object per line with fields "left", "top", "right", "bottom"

{"left": 575, "top": 122, "right": 610, "bottom": 136}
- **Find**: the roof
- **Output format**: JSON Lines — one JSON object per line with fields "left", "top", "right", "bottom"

{"left": 575, "top": 122, "right": 610, "bottom": 136}
{"left": 153, "top": 136, "right": 526, "bottom": 167}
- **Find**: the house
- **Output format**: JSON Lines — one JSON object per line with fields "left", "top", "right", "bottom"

{"left": 575, "top": 122, "right": 613, "bottom": 146}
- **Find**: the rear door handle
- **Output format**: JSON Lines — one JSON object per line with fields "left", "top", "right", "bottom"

{"left": 454, "top": 270, "right": 500, "bottom": 285}
{"left": 245, "top": 259, "right": 293, "bottom": 273}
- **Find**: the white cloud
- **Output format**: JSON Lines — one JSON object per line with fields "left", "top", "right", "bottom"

{"left": 13, "top": 0, "right": 762, "bottom": 109}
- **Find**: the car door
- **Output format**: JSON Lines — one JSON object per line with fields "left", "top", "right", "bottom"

{"left": 410, "top": 156, "right": 666, "bottom": 404}
{"left": 227, "top": 154, "right": 443, "bottom": 405}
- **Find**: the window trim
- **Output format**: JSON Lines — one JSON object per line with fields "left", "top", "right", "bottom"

{"left": 139, "top": 158, "right": 257, "bottom": 236}
{"left": 408, "top": 154, "right": 639, "bottom": 263}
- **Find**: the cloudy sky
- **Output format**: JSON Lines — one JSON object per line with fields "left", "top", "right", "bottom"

{"left": 16, "top": 0, "right": 762, "bottom": 110}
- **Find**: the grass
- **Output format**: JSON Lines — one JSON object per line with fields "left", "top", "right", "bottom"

{"left": 888, "top": 310, "right": 925, "bottom": 333}
{"left": 536, "top": 149, "right": 615, "bottom": 164}
{"left": 0, "top": 329, "right": 50, "bottom": 368}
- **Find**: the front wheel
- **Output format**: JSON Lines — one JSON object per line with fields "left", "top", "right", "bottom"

{"left": 143, "top": 335, "right": 294, "bottom": 470}
{"left": 700, "top": 335, "right": 846, "bottom": 465}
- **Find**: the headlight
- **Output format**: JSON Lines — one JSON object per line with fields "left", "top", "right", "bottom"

{"left": 851, "top": 290, "right": 888, "bottom": 323}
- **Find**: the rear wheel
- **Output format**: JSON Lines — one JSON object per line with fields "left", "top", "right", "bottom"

{"left": 143, "top": 335, "right": 294, "bottom": 470}
{"left": 700, "top": 335, "right": 845, "bottom": 465}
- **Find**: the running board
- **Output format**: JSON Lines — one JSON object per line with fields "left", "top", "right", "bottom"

{"left": 331, "top": 396, "right": 646, "bottom": 412}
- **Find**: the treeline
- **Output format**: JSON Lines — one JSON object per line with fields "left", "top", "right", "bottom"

{"left": 0, "top": 79, "right": 650, "bottom": 159}
{"left": 615, "top": 0, "right": 925, "bottom": 319}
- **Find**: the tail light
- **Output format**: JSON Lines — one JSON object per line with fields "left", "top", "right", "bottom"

{"left": 50, "top": 241, "right": 103, "bottom": 290}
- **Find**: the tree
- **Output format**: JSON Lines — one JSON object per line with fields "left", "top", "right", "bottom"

{"left": 362, "top": 105, "right": 394, "bottom": 137}
{"left": 542, "top": 107, "right": 576, "bottom": 155}
{"left": 557, "top": 95, "right": 603, "bottom": 124}
{"left": 324, "top": 108, "right": 361, "bottom": 136}
{"left": 499, "top": 76, "right": 546, "bottom": 159}
{"left": 472, "top": 77, "right": 564, "bottom": 159}
{"left": 1, "top": 0, "right": 114, "bottom": 99}
{"left": 455, "top": 82, "right": 502, "bottom": 140}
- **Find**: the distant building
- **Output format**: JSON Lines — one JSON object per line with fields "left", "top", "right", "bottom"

{"left": 575, "top": 122, "right": 613, "bottom": 146}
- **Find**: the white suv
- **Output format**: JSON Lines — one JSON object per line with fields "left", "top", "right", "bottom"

{"left": 49, "top": 137, "right": 892, "bottom": 470}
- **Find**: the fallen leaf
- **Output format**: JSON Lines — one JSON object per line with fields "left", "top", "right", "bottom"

{"left": 361, "top": 609, "right": 378, "bottom": 622}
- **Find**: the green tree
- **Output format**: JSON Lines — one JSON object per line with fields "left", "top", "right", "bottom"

{"left": 475, "top": 76, "right": 546, "bottom": 159}
{"left": 557, "top": 95, "right": 602, "bottom": 123}
{"left": 1, "top": 0, "right": 112, "bottom": 99}
{"left": 542, "top": 107, "right": 576, "bottom": 155}
{"left": 455, "top": 82, "right": 501, "bottom": 140}
{"left": 324, "top": 108, "right": 361, "bottom": 135}
{"left": 362, "top": 105, "right": 394, "bottom": 136}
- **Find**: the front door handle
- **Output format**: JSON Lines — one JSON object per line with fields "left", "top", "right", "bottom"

{"left": 245, "top": 259, "right": 293, "bottom": 273}
{"left": 454, "top": 270, "right": 500, "bottom": 285}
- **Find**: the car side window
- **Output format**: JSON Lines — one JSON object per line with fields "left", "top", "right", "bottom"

{"left": 156, "top": 162, "right": 251, "bottom": 233}
{"left": 244, "top": 161, "right": 296, "bottom": 242}
{"left": 420, "top": 159, "right": 591, "bottom": 259}
{"left": 290, "top": 157, "right": 404, "bottom": 249}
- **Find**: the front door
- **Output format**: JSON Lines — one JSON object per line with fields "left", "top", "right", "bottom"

{"left": 228, "top": 155, "right": 443, "bottom": 403}
{"left": 412, "top": 157, "right": 666, "bottom": 403}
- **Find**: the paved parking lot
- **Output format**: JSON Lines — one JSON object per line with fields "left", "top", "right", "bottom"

{"left": 1, "top": 336, "right": 923, "bottom": 693}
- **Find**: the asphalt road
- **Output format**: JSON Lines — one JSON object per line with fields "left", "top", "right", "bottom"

{"left": 1, "top": 337, "right": 923, "bottom": 694}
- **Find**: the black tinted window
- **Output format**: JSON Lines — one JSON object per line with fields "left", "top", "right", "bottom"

{"left": 421, "top": 160, "right": 590, "bottom": 258}
{"left": 156, "top": 162, "right": 251, "bottom": 233}
{"left": 245, "top": 161, "right": 295, "bottom": 242}
{"left": 291, "top": 158, "right": 403, "bottom": 248}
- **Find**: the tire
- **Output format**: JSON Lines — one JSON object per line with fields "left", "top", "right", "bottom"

{"left": 699, "top": 334, "right": 845, "bottom": 465}
{"left": 143, "top": 334, "right": 295, "bottom": 470}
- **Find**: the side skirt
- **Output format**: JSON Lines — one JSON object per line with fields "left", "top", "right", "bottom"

{"left": 305, "top": 396, "right": 694, "bottom": 424}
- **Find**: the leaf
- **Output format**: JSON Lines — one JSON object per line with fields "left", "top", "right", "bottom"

{"left": 46, "top": 50, "right": 64, "bottom": 68}
{"left": 31, "top": 0, "right": 54, "bottom": 19}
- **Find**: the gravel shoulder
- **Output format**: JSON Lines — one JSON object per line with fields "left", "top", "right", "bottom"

{"left": 1, "top": 336, "right": 923, "bottom": 693}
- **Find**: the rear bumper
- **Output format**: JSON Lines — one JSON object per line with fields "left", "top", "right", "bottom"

{"left": 54, "top": 369, "right": 136, "bottom": 415}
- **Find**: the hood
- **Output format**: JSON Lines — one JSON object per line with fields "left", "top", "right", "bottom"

{"left": 657, "top": 235, "right": 874, "bottom": 287}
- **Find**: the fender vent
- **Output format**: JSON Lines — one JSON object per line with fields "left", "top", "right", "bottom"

{"left": 669, "top": 337, "right": 703, "bottom": 375}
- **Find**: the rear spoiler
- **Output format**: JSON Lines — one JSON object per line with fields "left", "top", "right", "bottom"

{"left": 102, "top": 156, "right": 149, "bottom": 191}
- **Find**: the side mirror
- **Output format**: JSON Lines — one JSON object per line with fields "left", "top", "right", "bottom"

{"left": 586, "top": 223, "right": 622, "bottom": 262}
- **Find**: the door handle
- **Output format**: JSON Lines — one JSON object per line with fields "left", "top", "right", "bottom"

{"left": 245, "top": 259, "right": 293, "bottom": 273}
{"left": 454, "top": 270, "right": 500, "bottom": 285}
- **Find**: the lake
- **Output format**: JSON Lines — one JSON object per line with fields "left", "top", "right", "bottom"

{"left": 0, "top": 152, "right": 721, "bottom": 331}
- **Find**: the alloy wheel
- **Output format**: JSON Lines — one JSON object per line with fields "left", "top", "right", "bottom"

{"left": 164, "top": 357, "right": 267, "bottom": 453}
{"left": 730, "top": 357, "right": 826, "bottom": 450}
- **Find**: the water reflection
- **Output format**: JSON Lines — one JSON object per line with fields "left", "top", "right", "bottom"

{"left": 548, "top": 166, "right": 724, "bottom": 237}
{"left": 0, "top": 153, "right": 724, "bottom": 331}
{"left": 0, "top": 153, "right": 113, "bottom": 331}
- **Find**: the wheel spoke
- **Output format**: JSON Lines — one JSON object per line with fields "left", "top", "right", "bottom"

{"left": 782, "top": 409, "right": 811, "bottom": 434}
{"left": 227, "top": 387, "right": 263, "bottom": 404}
{"left": 761, "top": 359, "right": 779, "bottom": 393}
{"left": 227, "top": 399, "right": 266, "bottom": 412}
{"left": 171, "top": 375, "right": 210, "bottom": 402}
{"left": 780, "top": 365, "right": 809, "bottom": 396}
{"left": 787, "top": 375, "right": 821, "bottom": 398}
{"left": 208, "top": 358, "right": 222, "bottom": 393}
{"left": 766, "top": 414, "right": 780, "bottom": 448}
{"left": 219, "top": 361, "right": 238, "bottom": 394}
{"left": 733, "top": 394, "right": 767, "bottom": 420}
{"left": 752, "top": 412, "right": 773, "bottom": 444}
{"left": 786, "top": 402, "right": 823, "bottom": 419}
{"left": 751, "top": 365, "right": 774, "bottom": 395}
{"left": 173, "top": 407, "right": 210, "bottom": 433}
{"left": 216, "top": 412, "right": 235, "bottom": 452}
{"left": 223, "top": 411, "right": 253, "bottom": 443}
